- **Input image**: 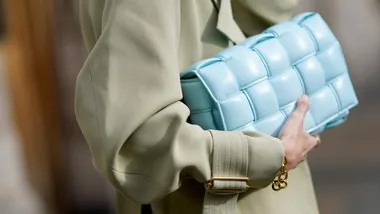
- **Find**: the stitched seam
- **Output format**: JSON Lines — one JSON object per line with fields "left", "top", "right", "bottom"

{"left": 239, "top": 134, "right": 244, "bottom": 177}
{"left": 189, "top": 109, "right": 213, "bottom": 114}
{"left": 291, "top": 51, "right": 317, "bottom": 66}
{"left": 238, "top": 133, "right": 247, "bottom": 176}
{"left": 243, "top": 134, "right": 248, "bottom": 175}
{"left": 196, "top": 68, "right": 228, "bottom": 130}
{"left": 211, "top": 109, "right": 219, "bottom": 129}
{"left": 187, "top": 15, "right": 356, "bottom": 137}
{"left": 251, "top": 47, "right": 271, "bottom": 77}
{"left": 228, "top": 134, "right": 231, "bottom": 178}
{"left": 191, "top": 73, "right": 349, "bottom": 115}
{"left": 328, "top": 84, "right": 342, "bottom": 111}
{"left": 242, "top": 90, "right": 257, "bottom": 121}
{"left": 264, "top": 29, "right": 279, "bottom": 37}
{"left": 292, "top": 66, "right": 306, "bottom": 94}
{"left": 300, "top": 25, "right": 320, "bottom": 53}
{"left": 280, "top": 109, "right": 288, "bottom": 120}
{"left": 220, "top": 133, "right": 224, "bottom": 178}
{"left": 223, "top": 57, "right": 242, "bottom": 100}
{"left": 217, "top": 133, "right": 221, "bottom": 177}
{"left": 241, "top": 76, "right": 268, "bottom": 90}
{"left": 234, "top": 103, "right": 356, "bottom": 133}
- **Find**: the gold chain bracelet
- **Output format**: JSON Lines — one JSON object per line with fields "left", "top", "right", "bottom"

{"left": 272, "top": 157, "right": 288, "bottom": 191}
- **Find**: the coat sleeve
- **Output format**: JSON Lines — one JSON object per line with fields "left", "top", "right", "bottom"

{"left": 75, "top": 0, "right": 284, "bottom": 204}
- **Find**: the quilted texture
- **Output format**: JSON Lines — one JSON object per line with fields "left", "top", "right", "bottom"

{"left": 180, "top": 13, "right": 358, "bottom": 137}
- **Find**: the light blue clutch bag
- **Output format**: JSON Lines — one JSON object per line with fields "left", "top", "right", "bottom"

{"left": 180, "top": 13, "right": 358, "bottom": 137}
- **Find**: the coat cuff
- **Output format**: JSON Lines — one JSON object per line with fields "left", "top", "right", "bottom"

{"left": 243, "top": 130, "right": 285, "bottom": 188}
{"left": 208, "top": 130, "right": 284, "bottom": 190}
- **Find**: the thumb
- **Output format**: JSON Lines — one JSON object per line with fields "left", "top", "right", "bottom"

{"left": 287, "top": 95, "right": 310, "bottom": 127}
{"left": 295, "top": 95, "right": 310, "bottom": 119}
{"left": 279, "top": 95, "right": 310, "bottom": 138}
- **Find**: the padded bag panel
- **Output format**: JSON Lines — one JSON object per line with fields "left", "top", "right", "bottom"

{"left": 180, "top": 13, "right": 358, "bottom": 137}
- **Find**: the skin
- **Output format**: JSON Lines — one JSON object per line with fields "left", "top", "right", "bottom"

{"left": 279, "top": 95, "right": 319, "bottom": 171}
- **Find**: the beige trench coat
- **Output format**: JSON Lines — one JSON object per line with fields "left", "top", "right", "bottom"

{"left": 75, "top": 0, "right": 320, "bottom": 213}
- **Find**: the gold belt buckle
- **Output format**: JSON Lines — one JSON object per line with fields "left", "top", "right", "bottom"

{"left": 206, "top": 176, "right": 250, "bottom": 194}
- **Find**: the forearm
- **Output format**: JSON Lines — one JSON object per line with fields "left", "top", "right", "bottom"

{"left": 75, "top": 0, "right": 285, "bottom": 205}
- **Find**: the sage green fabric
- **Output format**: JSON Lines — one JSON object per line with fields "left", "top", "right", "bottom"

{"left": 75, "top": 0, "right": 320, "bottom": 213}
{"left": 203, "top": 130, "right": 249, "bottom": 214}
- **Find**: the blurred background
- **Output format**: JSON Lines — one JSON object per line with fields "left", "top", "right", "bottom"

{"left": 0, "top": 0, "right": 379, "bottom": 214}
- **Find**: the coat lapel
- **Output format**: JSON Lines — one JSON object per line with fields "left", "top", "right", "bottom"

{"left": 214, "top": 0, "right": 246, "bottom": 45}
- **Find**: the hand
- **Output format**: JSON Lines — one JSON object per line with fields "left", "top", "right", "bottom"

{"left": 279, "top": 95, "right": 320, "bottom": 171}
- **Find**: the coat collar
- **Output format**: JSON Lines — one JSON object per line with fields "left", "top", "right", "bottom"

{"left": 214, "top": 0, "right": 247, "bottom": 45}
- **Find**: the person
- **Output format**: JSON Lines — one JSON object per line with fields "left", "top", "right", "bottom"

{"left": 75, "top": 0, "right": 321, "bottom": 213}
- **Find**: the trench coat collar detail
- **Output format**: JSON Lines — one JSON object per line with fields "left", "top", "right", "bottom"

{"left": 215, "top": 0, "right": 247, "bottom": 45}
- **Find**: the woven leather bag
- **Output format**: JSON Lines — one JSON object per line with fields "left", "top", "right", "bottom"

{"left": 180, "top": 12, "right": 358, "bottom": 137}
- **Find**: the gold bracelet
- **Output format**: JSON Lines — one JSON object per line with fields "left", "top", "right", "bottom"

{"left": 272, "top": 157, "right": 288, "bottom": 191}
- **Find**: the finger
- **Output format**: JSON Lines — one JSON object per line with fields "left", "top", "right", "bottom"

{"left": 313, "top": 135, "right": 321, "bottom": 148}
{"left": 307, "top": 134, "right": 320, "bottom": 150}
{"left": 296, "top": 95, "right": 310, "bottom": 119}
{"left": 286, "top": 95, "right": 310, "bottom": 127}
{"left": 279, "top": 96, "right": 310, "bottom": 138}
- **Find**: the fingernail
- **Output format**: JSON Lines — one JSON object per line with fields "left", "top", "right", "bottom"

{"left": 300, "top": 95, "right": 309, "bottom": 102}
{"left": 297, "top": 95, "right": 310, "bottom": 110}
